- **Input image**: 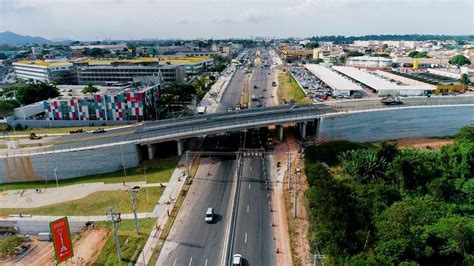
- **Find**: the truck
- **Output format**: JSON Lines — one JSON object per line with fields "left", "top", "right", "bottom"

{"left": 197, "top": 106, "right": 207, "bottom": 115}
{"left": 381, "top": 96, "right": 403, "bottom": 105}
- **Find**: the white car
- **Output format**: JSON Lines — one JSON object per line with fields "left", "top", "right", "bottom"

{"left": 232, "top": 254, "right": 242, "bottom": 265}
{"left": 204, "top": 207, "right": 214, "bottom": 223}
{"left": 227, "top": 107, "right": 233, "bottom": 112}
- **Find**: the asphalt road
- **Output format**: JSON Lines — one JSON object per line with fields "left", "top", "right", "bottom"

{"left": 231, "top": 156, "right": 276, "bottom": 266}
{"left": 217, "top": 68, "right": 246, "bottom": 112}
{"left": 156, "top": 157, "right": 237, "bottom": 266}
{"left": 229, "top": 49, "right": 276, "bottom": 266}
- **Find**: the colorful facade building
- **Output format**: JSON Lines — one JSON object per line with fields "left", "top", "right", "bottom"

{"left": 44, "top": 84, "right": 159, "bottom": 121}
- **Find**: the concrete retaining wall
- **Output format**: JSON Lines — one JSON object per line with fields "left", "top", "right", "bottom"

{"left": 0, "top": 144, "right": 140, "bottom": 183}
{"left": 319, "top": 106, "right": 474, "bottom": 142}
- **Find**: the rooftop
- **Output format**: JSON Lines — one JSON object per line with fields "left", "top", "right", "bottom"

{"left": 14, "top": 60, "right": 73, "bottom": 67}
{"left": 78, "top": 56, "right": 211, "bottom": 65}
{"left": 347, "top": 56, "right": 393, "bottom": 62}
{"left": 305, "top": 64, "right": 364, "bottom": 92}
{"left": 333, "top": 66, "right": 434, "bottom": 91}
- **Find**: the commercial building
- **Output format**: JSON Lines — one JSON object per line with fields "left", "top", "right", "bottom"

{"left": 75, "top": 57, "right": 211, "bottom": 85}
{"left": 13, "top": 60, "right": 75, "bottom": 84}
{"left": 346, "top": 56, "right": 393, "bottom": 69}
{"left": 44, "top": 83, "right": 160, "bottom": 121}
{"left": 305, "top": 64, "right": 364, "bottom": 96}
{"left": 333, "top": 66, "right": 435, "bottom": 96}
{"left": 381, "top": 70, "right": 464, "bottom": 94}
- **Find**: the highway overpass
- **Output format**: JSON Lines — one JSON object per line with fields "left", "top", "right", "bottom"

{"left": 1, "top": 96, "right": 473, "bottom": 183}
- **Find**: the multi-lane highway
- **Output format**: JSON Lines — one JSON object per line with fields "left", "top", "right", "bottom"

{"left": 157, "top": 157, "right": 237, "bottom": 266}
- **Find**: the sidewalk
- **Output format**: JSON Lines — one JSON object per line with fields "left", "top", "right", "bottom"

{"left": 136, "top": 155, "right": 189, "bottom": 265}
{"left": 199, "top": 65, "right": 236, "bottom": 114}
{"left": 1, "top": 182, "right": 168, "bottom": 208}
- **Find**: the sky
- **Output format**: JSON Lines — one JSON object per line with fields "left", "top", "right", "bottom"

{"left": 0, "top": 0, "right": 473, "bottom": 41}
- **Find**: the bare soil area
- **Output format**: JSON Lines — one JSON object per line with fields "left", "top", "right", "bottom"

{"left": 393, "top": 138, "right": 454, "bottom": 150}
{"left": 5, "top": 228, "right": 109, "bottom": 266}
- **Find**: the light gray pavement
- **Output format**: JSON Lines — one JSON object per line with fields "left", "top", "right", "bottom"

{"left": 0, "top": 182, "right": 167, "bottom": 208}
{"left": 155, "top": 157, "right": 237, "bottom": 266}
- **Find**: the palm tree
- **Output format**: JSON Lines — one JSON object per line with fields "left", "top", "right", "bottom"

{"left": 82, "top": 84, "right": 99, "bottom": 95}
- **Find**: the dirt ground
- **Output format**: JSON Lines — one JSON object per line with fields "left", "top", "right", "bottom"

{"left": 3, "top": 228, "right": 109, "bottom": 266}
{"left": 394, "top": 138, "right": 454, "bottom": 150}
{"left": 274, "top": 129, "right": 311, "bottom": 266}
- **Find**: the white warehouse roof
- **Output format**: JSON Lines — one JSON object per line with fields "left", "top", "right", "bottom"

{"left": 332, "top": 66, "right": 434, "bottom": 92}
{"left": 305, "top": 64, "right": 364, "bottom": 92}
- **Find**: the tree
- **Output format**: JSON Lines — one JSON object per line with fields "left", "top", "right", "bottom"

{"left": 459, "top": 73, "right": 470, "bottom": 86}
{"left": 82, "top": 84, "right": 99, "bottom": 95}
{"left": 211, "top": 54, "right": 229, "bottom": 73}
{"left": 15, "top": 83, "right": 60, "bottom": 105}
{"left": 0, "top": 52, "right": 7, "bottom": 59}
{"left": 449, "top": 55, "right": 471, "bottom": 66}
{"left": 193, "top": 76, "right": 212, "bottom": 100}
{"left": 408, "top": 51, "right": 428, "bottom": 58}
{"left": 347, "top": 51, "right": 365, "bottom": 57}
{"left": 338, "top": 149, "right": 387, "bottom": 184}
{"left": 0, "top": 99, "right": 20, "bottom": 113}
{"left": 305, "top": 42, "right": 319, "bottom": 49}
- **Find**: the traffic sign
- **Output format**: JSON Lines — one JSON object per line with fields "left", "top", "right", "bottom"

{"left": 50, "top": 217, "right": 74, "bottom": 263}
{"left": 240, "top": 148, "right": 265, "bottom": 158}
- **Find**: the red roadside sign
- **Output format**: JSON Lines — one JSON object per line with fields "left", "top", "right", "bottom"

{"left": 49, "top": 217, "right": 74, "bottom": 263}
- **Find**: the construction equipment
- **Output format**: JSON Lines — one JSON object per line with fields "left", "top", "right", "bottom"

{"left": 29, "top": 132, "right": 42, "bottom": 140}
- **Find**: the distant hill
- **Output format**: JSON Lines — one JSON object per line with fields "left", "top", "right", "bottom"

{"left": 0, "top": 31, "right": 50, "bottom": 45}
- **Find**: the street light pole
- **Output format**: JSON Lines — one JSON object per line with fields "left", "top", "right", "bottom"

{"left": 54, "top": 167, "right": 59, "bottom": 188}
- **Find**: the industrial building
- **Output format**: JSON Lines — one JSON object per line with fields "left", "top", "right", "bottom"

{"left": 379, "top": 70, "right": 464, "bottom": 94}
{"left": 305, "top": 64, "right": 364, "bottom": 96}
{"left": 13, "top": 60, "right": 75, "bottom": 84}
{"left": 44, "top": 83, "right": 160, "bottom": 121}
{"left": 346, "top": 56, "right": 393, "bottom": 69}
{"left": 333, "top": 66, "right": 435, "bottom": 96}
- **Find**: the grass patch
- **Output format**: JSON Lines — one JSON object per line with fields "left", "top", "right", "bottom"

{"left": 0, "top": 187, "right": 164, "bottom": 216}
{"left": 0, "top": 157, "right": 178, "bottom": 191}
{"left": 277, "top": 72, "right": 310, "bottom": 105}
{"left": 94, "top": 218, "right": 156, "bottom": 265}
{"left": 0, "top": 235, "right": 26, "bottom": 259}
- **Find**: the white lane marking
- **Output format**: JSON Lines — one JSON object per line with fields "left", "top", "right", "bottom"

{"left": 250, "top": 167, "right": 252, "bottom": 172}
{"left": 247, "top": 205, "right": 249, "bottom": 213}
{"left": 249, "top": 184, "right": 251, "bottom": 190}
{"left": 173, "top": 258, "right": 177, "bottom": 266}
{"left": 189, "top": 257, "right": 193, "bottom": 266}
{"left": 245, "top": 233, "right": 248, "bottom": 243}
{"left": 205, "top": 259, "right": 208, "bottom": 266}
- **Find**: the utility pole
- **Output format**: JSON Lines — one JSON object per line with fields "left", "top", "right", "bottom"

{"left": 287, "top": 152, "right": 291, "bottom": 189}
{"left": 54, "top": 167, "right": 59, "bottom": 188}
{"left": 107, "top": 207, "right": 122, "bottom": 261}
{"left": 293, "top": 175, "right": 298, "bottom": 218}
{"left": 119, "top": 144, "right": 127, "bottom": 177}
{"left": 129, "top": 188, "right": 141, "bottom": 234}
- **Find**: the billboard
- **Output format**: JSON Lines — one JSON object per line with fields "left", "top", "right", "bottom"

{"left": 49, "top": 217, "right": 74, "bottom": 263}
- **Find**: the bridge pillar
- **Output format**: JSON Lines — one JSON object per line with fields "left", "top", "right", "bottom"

{"left": 277, "top": 125, "right": 284, "bottom": 141}
{"left": 147, "top": 144, "right": 156, "bottom": 160}
{"left": 177, "top": 139, "right": 184, "bottom": 156}
{"left": 314, "top": 118, "right": 321, "bottom": 140}
{"left": 300, "top": 122, "right": 307, "bottom": 139}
